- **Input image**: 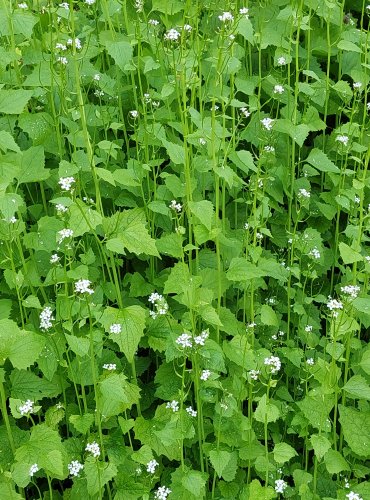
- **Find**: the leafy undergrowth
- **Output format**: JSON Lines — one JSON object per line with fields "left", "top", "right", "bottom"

{"left": 1, "top": 0, "right": 370, "bottom": 499}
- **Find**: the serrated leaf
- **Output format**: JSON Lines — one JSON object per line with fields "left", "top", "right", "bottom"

{"left": 188, "top": 200, "right": 214, "bottom": 230}
{"left": 69, "top": 413, "right": 94, "bottom": 434}
{"left": 226, "top": 259, "right": 263, "bottom": 281}
{"left": 0, "top": 89, "right": 33, "bottom": 114}
{"left": 254, "top": 394, "right": 280, "bottom": 423}
{"left": 99, "top": 374, "right": 140, "bottom": 417}
{"left": 209, "top": 449, "right": 237, "bottom": 481}
{"left": 68, "top": 201, "right": 102, "bottom": 237}
{"left": 0, "top": 130, "right": 21, "bottom": 153}
{"left": 18, "top": 146, "right": 50, "bottom": 183}
{"left": 339, "top": 405, "right": 370, "bottom": 456}
{"left": 339, "top": 242, "right": 363, "bottom": 264}
{"left": 324, "top": 449, "right": 350, "bottom": 474}
{"left": 273, "top": 442, "right": 298, "bottom": 464}
{"left": 84, "top": 457, "right": 117, "bottom": 497}
{"left": 343, "top": 375, "right": 370, "bottom": 400}
{"left": 310, "top": 434, "right": 331, "bottom": 461}
{"left": 305, "top": 148, "right": 340, "bottom": 173}
{"left": 65, "top": 334, "right": 90, "bottom": 357}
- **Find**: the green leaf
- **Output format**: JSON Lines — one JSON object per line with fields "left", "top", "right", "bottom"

{"left": 324, "top": 449, "right": 350, "bottom": 474}
{"left": 0, "top": 89, "right": 33, "bottom": 114}
{"left": 161, "top": 139, "right": 185, "bottom": 165}
{"left": 337, "top": 40, "right": 362, "bottom": 53}
{"left": 99, "top": 373, "right": 140, "bottom": 417}
{"left": 156, "top": 232, "right": 183, "bottom": 258}
{"left": 0, "top": 130, "right": 20, "bottom": 153}
{"left": 254, "top": 394, "right": 280, "bottom": 423}
{"left": 100, "top": 34, "right": 133, "bottom": 71}
{"left": 10, "top": 370, "right": 63, "bottom": 400}
{"left": 360, "top": 350, "right": 370, "bottom": 375}
{"left": 170, "top": 465, "right": 208, "bottom": 499}
{"left": 339, "top": 242, "right": 363, "bottom": 264}
{"left": 65, "top": 334, "right": 90, "bottom": 357}
{"left": 353, "top": 298, "right": 370, "bottom": 317}
{"left": 229, "top": 150, "right": 257, "bottom": 174}
{"left": 84, "top": 457, "right": 117, "bottom": 497}
{"left": 18, "top": 146, "right": 50, "bottom": 183}
{"left": 273, "top": 442, "right": 298, "bottom": 464}
{"left": 274, "top": 120, "right": 310, "bottom": 147}
{"left": 0, "top": 319, "right": 45, "bottom": 370}
{"left": 310, "top": 434, "right": 331, "bottom": 461}
{"left": 305, "top": 148, "right": 340, "bottom": 173}
{"left": 339, "top": 405, "right": 370, "bottom": 456}
{"left": 343, "top": 375, "right": 370, "bottom": 400}
{"left": 68, "top": 200, "right": 102, "bottom": 237}
{"left": 209, "top": 449, "right": 238, "bottom": 481}
{"left": 241, "top": 479, "right": 275, "bottom": 500}
{"left": 226, "top": 259, "right": 263, "bottom": 281}
{"left": 188, "top": 201, "right": 214, "bottom": 230}
{"left": 260, "top": 304, "right": 278, "bottom": 326}
{"left": 236, "top": 17, "right": 254, "bottom": 43}
{"left": 297, "top": 389, "right": 334, "bottom": 431}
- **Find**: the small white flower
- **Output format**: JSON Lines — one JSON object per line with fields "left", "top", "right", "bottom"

{"left": 94, "top": 90, "right": 104, "bottom": 97}
{"left": 129, "top": 110, "right": 139, "bottom": 119}
{"left": 136, "top": 466, "right": 142, "bottom": 475}
{"left": 247, "top": 322, "right": 256, "bottom": 328}
{"left": 146, "top": 459, "right": 159, "bottom": 474}
{"left": 164, "top": 29, "right": 181, "bottom": 41}
{"left": 154, "top": 486, "right": 171, "bottom": 500}
{"left": 50, "top": 253, "right": 60, "bottom": 264}
{"left": 261, "top": 117, "right": 274, "bottom": 131}
{"left": 74, "top": 279, "right": 94, "bottom": 295}
{"left": 200, "top": 369, "right": 211, "bottom": 381}
{"left": 239, "top": 7, "right": 249, "bottom": 16}
{"left": 68, "top": 460, "right": 84, "bottom": 477}
{"left": 102, "top": 363, "right": 116, "bottom": 371}
{"left": 194, "top": 330, "right": 209, "bottom": 346}
{"left": 85, "top": 0, "right": 95, "bottom": 4}
{"left": 85, "top": 441, "right": 100, "bottom": 457}
{"left": 327, "top": 297, "right": 343, "bottom": 311}
{"left": 29, "top": 464, "right": 39, "bottom": 477}
{"left": 264, "top": 356, "right": 281, "bottom": 374}
{"left": 264, "top": 145, "right": 275, "bottom": 152}
{"left": 57, "top": 56, "right": 68, "bottom": 65}
{"left": 240, "top": 106, "right": 251, "bottom": 118}
{"left": 306, "top": 358, "right": 314, "bottom": 366}
{"left": 218, "top": 12, "right": 234, "bottom": 22}
{"left": 256, "top": 232, "right": 263, "bottom": 240}
{"left": 67, "top": 38, "right": 82, "bottom": 50}
{"left": 346, "top": 493, "right": 363, "bottom": 500}
{"left": 308, "top": 247, "right": 320, "bottom": 259}
{"left": 56, "top": 43, "right": 67, "bottom": 51}
{"left": 9, "top": 216, "right": 17, "bottom": 223}
{"left": 148, "top": 19, "right": 159, "bottom": 26}
{"left": 58, "top": 228, "right": 74, "bottom": 243}
{"left": 176, "top": 333, "right": 193, "bottom": 349}
{"left": 354, "top": 195, "right": 360, "bottom": 203}
{"left": 273, "top": 84, "right": 284, "bottom": 94}
{"left": 19, "top": 399, "right": 34, "bottom": 416}
{"left": 40, "top": 306, "right": 54, "bottom": 330}
{"left": 277, "top": 56, "right": 287, "bottom": 66}
{"left": 212, "top": 104, "right": 219, "bottom": 111}
{"left": 59, "top": 2, "right": 69, "bottom": 9}
{"left": 341, "top": 285, "right": 360, "bottom": 299}
{"left": 353, "top": 81, "right": 362, "bottom": 89}
{"left": 199, "top": 138, "right": 207, "bottom": 145}
{"left": 169, "top": 200, "right": 182, "bottom": 212}
{"left": 56, "top": 203, "right": 68, "bottom": 213}
{"left": 148, "top": 293, "right": 168, "bottom": 319}
{"left": 186, "top": 406, "right": 197, "bottom": 417}
{"left": 305, "top": 325, "right": 313, "bottom": 332}
{"left": 275, "top": 479, "right": 287, "bottom": 494}
{"left": 166, "top": 400, "right": 179, "bottom": 412}
{"left": 298, "top": 188, "right": 310, "bottom": 199}
{"left": 109, "top": 323, "right": 122, "bottom": 334}
{"left": 249, "top": 369, "right": 260, "bottom": 380}
{"left": 367, "top": 102, "right": 370, "bottom": 110}
{"left": 58, "top": 176, "right": 75, "bottom": 191}
{"left": 335, "top": 135, "right": 349, "bottom": 146}
{"left": 18, "top": 2, "right": 28, "bottom": 8}
{"left": 183, "top": 24, "right": 192, "bottom": 32}
{"left": 134, "top": 0, "right": 144, "bottom": 12}
{"left": 366, "top": 256, "right": 370, "bottom": 262}
{"left": 93, "top": 73, "right": 101, "bottom": 81}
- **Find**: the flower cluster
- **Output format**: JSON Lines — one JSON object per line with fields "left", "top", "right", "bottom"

{"left": 164, "top": 29, "right": 181, "bottom": 41}
{"left": 340, "top": 285, "right": 360, "bottom": 299}
{"left": 308, "top": 247, "right": 320, "bottom": 259}
{"left": 85, "top": 441, "right": 101, "bottom": 458}
{"left": 109, "top": 323, "right": 122, "bottom": 334}
{"left": 67, "top": 38, "right": 82, "bottom": 50}
{"left": 249, "top": 369, "right": 260, "bottom": 380}
{"left": 40, "top": 306, "right": 54, "bottom": 330}
{"left": 146, "top": 459, "right": 159, "bottom": 474}
{"left": 154, "top": 486, "right": 171, "bottom": 500}
{"left": 74, "top": 279, "right": 94, "bottom": 295}
{"left": 148, "top": 293, "right": 169, "bottom": 319}
{"left": 327, "top": 297, "right": 343, "bottom": 316}
{"left": 275, "top": 479, "right": 287, "bottom": 494}
{"left": 169, "top": 200, "right": 182, "bottom": 212}
{"left": 58, "top": 176, "right": 75, "bottom": 191}
{"left": 264, "top": 356, "right": 281, "bottom": 374}
{"left": 29, "top": 464, "right": 39, "bottom": 477}
{"left": 68, "top": 460, "right": 84, "bottom": 476}
{"left": 19, "top": 399, "right": 34, "bottom": 415}
{"left": 273, "top": 84, "right": 284, "bottom": 94}
{"left": 346, "top": 493, "right": 363, "bottom": 500}
{"left": 166, "top": 400, "right": 179, "bottom": 412}
{"left": 240, "top": 107, "right": 250, "bottom": 118}
{"left": 298, "top": 188, "right": 310, "bottom": 199}
{"left": 218, "top": 12, "right": 234, "bottom": 22}
{"left": 200, "top": 369, "right": 211, "bottom": 381}
{"left": 186, "top": 406, "right": 197, "bottom": 417}
{"left": 58, "top": 228, "right": 74, "bottom": 243}
{"left": 102, "top": 363, "right": 116, "bottom": 371}
{"left": 176, "top": 330, "right": 209, "bottom": 349}
{"left": 261, "top": 117, "right": 274, "bottom": 131}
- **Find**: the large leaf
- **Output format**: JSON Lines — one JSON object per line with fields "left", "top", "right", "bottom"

{"left": 17, "top": 146, "right": 50, "bottom": 183}
{"left": 339, "top": 405, "right": 370, "bottom": 456}
{"left": 0, "top": 319, "right": 45, "bottom": 370}
{"left": 188, "top": 201, "right": 214, "bottom": 230}
{"left": 305, "top": 148, "right": 340, "bottom": 173}
{"left": 0, "top": 89, "right": 33, "bottom": 114}
{"left": 99, "top": 374, "right": 140, "bottom": 417}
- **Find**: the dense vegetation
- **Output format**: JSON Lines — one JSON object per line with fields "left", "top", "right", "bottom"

{"left": 0, "top": 0, "right": 370, "bottom": 498}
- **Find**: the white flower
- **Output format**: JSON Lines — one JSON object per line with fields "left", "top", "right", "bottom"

{"left": 183, "top": 24, "right": 192, "bottom": 32}
{"left": 94, "top": 90, "right": 104, "bottom": 97}
{"left": 136, "top": 466, "right": 142, "bottom": 475}
{"left": 59, "top": 2, "right": 69, "bottom": 9}
{"left": 256, "top": 232, "right": 263, "bottom": 240}
{"left": 275, "top": 479, "right": 287, "bottom": 494}
{"left": 186, "top": 406, "right": 197, "bottom": 417}
{"left": 102, "top": 363, "right": 116, "bottom": 371}
{"left": 249, "top": 369, "right": 260, "bottom": 380}
{"left": 154, "top": 486, "right": 172, "bottom": 500}
{"left": 166, "top": 400, "right": 179, "bottom": 412}
{"left": 306, "top": 358, "right": 314, "bottom": 366}
{"left": 57, "top": 56, "right": 68, "bottom": 65}
{"left": 85, "top": 0, "right": 95, "bottom": 4}
{"left": 353, "top": 82, "right": 362, "bottom": 89}
{"left": 67, "top": 38, "right": 82, "bottom": 50}
{"left": 194, "top": 330, "right": 209, "bottom": 346}
{"left": 298, "top": 188, "right": 310, "bottom": 199}
{"left": 277, "top": 56, "right": 287, "bottom": 66}
{"left": 212, "top": 104, "right": 219, "bottom": 111}
{"left": 9, "top": 216, "right": 17, "bottom": 223}
{"left": 146, "top": 459, "right": 159, "bottom": 474}
{"left": 199, "top": 138, "right": 207, "bottom": 145}
{"left": 264, "top": 356, "right": 281, "bottom": 374}
{"left": 346, "top": 493, "right": 363, "bottom": 500}
{"left": 56, "top": 43, "right": 67, "bottom": 51}
{"left": 40, "top": 306, "right": 54, "bottom": 330}
{"left": 239, "top": 7, "right": 249, "bottom": 16}
{"left": 169, "top": 200, "right": 182, "bottom": 212}
{"left": 110, "top": 323, "right": 122, "bottom": 334}
{"left": 305, "top": 325, "right": 313, "bottom": 332}
{"left": 354, "top": 195, "right": 360, "bottom": 203}
{"left": 176, "top": 333, "right": 193, "bottom": 348}
{"left": 164, "top": 29, "right": 181, "bottom": 41}
{"left": 134, "top": 0, "right": 144, "bottom": 12}
{"left": 200, "top": 369, "right": 211, "bottom": 381}
{"left": 264, "top": 145, "right": 275, "bottom": 152}
{"left": 335, "top": 135, "right": 349, "bottom": 146}
{"left": 58, "top": 176, "right": 75, "bottom": 191}
{"left": 93, "top": 73, "right": 101, "bottom": 81}
{"left": 218, "top": 12, "right": 234, "bottom": 22}
{"left": 85, "top": 441, "right": 100, "bottom": 458}
{"left": 327, "top": 297, "right": 343, "bottom": 311}
{"left": 18, "top": 2, "right": 28, "bottom": 8}
{"left": 129, "top": 110, "right": 139, "bottom": 118}
{"left": 308, "top": 247, "right": 320, "bottom": 259}
{"left": 68, "top": 460, "right": 84, "bottom": 477}
{"left": 240, "top": 107, "right": 251, "bottom": 118}
{"left": 29, "top": 464, "right": 39, "bottom": 476}
{"left": 273, "top": 84, "right": 284, "bottom": 94}
{"left": 148, "top": 19, "right": 159, "bottom": 26}
{"left": 367, "top": 102, "right": 370, "bottom": 110}
{"left": 56, "top": 203, "right": 68, "bottom": 213}
{"left": 341, "top": 285, "right": 360, "bottom": 299}
{"left": 366, "top": 256, "right": 370, "bottom": 262}
{"left": 74, "top": 279, "right": 94, "bottom": 295}
{"left": 50, "top": 253, "right": 60, "bottom": 264}
{"left": 148, "top": 293, "right": 168, "bottom": 319}
{"left": 19, "top": 399, "right": 34, "bottom": 415}
{"left": 261, "top": 117, "right": 274, "bottom": 131}
{"left": 58, "top": 228, "right": 73, "bottom": 243}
